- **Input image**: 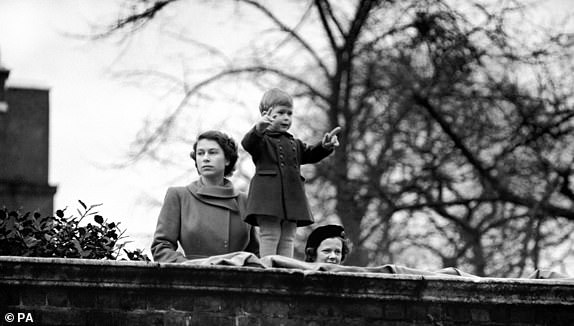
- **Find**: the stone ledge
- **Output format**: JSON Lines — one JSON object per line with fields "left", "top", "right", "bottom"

{"left": 1, "top": 256, "right": 572, "bottom": 305}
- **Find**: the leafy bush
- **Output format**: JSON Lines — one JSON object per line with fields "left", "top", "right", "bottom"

{"left": 0, "top": 200, "right": 150, "bottom": 261}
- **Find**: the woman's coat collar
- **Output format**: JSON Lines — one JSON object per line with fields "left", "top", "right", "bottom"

{"left": 186, "top": 179, "right": 240, "bottom": 212}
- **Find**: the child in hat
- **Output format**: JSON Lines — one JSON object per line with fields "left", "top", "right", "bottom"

{"left": 241, "top": 88, "right": 341, "bottom": 257}
{"left": 304, "top": 224, "right": 350, "bottom": 264}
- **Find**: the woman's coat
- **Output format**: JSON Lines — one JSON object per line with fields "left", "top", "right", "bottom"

{"left": 151, "top": 179, "right": 259, "bottom": 262}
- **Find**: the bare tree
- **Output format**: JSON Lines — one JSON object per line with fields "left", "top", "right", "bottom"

{"left": 96, "top": 0, "right": 574, "bottom": 275}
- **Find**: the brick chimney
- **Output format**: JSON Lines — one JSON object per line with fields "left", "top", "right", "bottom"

{"left": 0, "top": 48, "right": 9, "bottom": 112}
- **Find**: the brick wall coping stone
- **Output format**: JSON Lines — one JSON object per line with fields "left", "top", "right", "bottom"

{"left": 1, "top": 256, "right": 572, "bottom": 306}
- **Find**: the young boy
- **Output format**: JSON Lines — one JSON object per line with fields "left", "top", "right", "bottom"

{"left": 241, "top": 88, "right": 340, "bottom": 257}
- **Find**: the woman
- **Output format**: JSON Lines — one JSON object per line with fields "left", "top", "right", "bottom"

{"left": 304, "top": 224, "right": 350, "bottom": 264}
{"left": 151, "top": 130, "right": 259, "bottom": 262}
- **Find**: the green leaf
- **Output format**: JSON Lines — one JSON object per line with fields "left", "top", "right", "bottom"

{"left": 94, "top": 215, "right": 104, "bottom": 224}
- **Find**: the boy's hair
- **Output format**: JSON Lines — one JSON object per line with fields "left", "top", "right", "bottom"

{"left": 190, "top": 130, "right": 239, "bottom": 177}
{"left": 259, "top": 88, "right": 293, "bottom": 114}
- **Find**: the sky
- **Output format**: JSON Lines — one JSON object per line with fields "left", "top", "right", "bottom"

{"left": 0, "top": 0, "right": 272, "bottom": 254}
{"left": 0, "top": 1, "right": 174, "bottom": 252}
{"left": 0, "top": 0, "right": 573, "bottom": 259}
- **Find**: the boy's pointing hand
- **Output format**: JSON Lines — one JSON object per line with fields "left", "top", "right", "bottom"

{"left": 322, "top": 126, "right": 341, "bottom": 149}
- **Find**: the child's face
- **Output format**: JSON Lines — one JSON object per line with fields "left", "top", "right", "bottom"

{"left": 315, "top": 237, "right": 343, "bottom": 264}
{"left": 268, "top": 105, "right": 293, "bottom": 132}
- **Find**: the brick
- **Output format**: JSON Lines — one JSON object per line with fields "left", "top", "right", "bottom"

{"left": 384, "top": 303, "right": 405, "bottom": 320}
{"left": 194, "top": 295, "right": 227, "bottom": 313}
{"left": 340, "top": 302, "right": 383, "bottom": 319}
{"left": 233, "top": 304, "right": 260, "bottom": 319}
{"left": 367, "top": 322, "right": 413, "bottom": 326}
{"left": 406, "top": 303, "right": 427, "bottom": 321}
{"left": 425, "top": 312, "right": 445, "bottom": 326}
{"left": 232, "top": 314, "right": 261, "bottom": 326}
{"left": 95, "top": 291, "right": 119, "bottom": 309}
{"left": 125, "top": 311, "right": 164, "bottom": 326}
{"left": 85, "top": 310, "right": 127, "bottom": 326}
{"left": 489, "top": 305, "right": 509, "bottom": 323}
{"left": 145, "top": 293, "right": 170, "bottom": 310}
{"left": 46, "top": 289, "right": 69, "bottom": 307}
{"left": 282, "top": 298, "right": 315, "bottom": 316}
{"left": 289, "top": 299, "right": 344, "bottom": 318}
{"left": 232, "top": 305, "right": 265, "bottom": 325}
{"left": 163, "top": 311, "right": 193, "bottom": 326}
{"left": 361, "top": 303, "right": 384, "bottom": 319}
{"left": 470, "top": 308, "right": 490, "bottom": 322}
{"left": 261, "top": 300, "right": 290, "bottom": 318}
{"left": 445, "top": 304, "right": 470, "bottom": 322}
{"left": 534, "top": 305, "right": 574, "bottom": 325}
{"left": 20, "top": 287, "right": 46, "bottom": 306}
{"left": 118, "top": 291, "right": 147, "bottom": 310}
{"left": 0, "top": 286, "right": 21, "bottom": 306}
{"left": 69, "top": 290, "right": 97, "bottom": 308}
{"left": 311, "top": 302, "right": 343, "bottom": 318}
{"left": 339, "top": 317, "right": 368, "bottom": 326}
{"left": 39, "top": 308, "right": 87, "bottom": 325}
{"left": 239, "top": 297, "right": 264, "bottom": 314}
{"left": 191, "top": 312, "right": 233, "bottom": 326}
{"left": 144, "top": 289, "right": 175, "bottom": 310}
{"left": 96, "top": 290, "right": 146, "bottom": 311}
{"left": 426, "top": 304, "right": 444, "bottom": 323}
{"left": 509, "top": 306, "right": 535, "bottom": 323}
{"left": 258, "top": 316, "right": 300, "bottom": 326}
{"left": 169, "top": 294, "right": 196, "bottom": 311}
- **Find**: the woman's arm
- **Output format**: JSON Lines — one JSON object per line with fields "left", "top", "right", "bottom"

{"left": 151, "top": 188, "right": 187, "bottom": 263}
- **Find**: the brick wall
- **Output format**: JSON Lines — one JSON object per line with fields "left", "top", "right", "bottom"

{"left": 0, "top": 256, "right": 573, "bottom": 325}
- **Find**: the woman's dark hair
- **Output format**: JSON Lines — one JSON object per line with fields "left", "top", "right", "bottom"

{"left": 190, "top": 130, "right": 238, "bottom": 177}
{"left": 304, "top": 236, "right": 350, "bottom": 263}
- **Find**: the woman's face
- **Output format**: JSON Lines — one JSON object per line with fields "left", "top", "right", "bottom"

{"left": 315, "top": 237, "right": 343, "bottom": 264}
{"left": 195, "top": 139, "right": 229, "bottom": 180}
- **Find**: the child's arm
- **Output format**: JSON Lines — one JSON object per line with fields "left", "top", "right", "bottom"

{"left": 241, "top": 125, "right": 265, "bottom": 156}
{"left": 321, "top": 126, "right": 341, "bottom": 150}
{"left": 300, "top": 142, "right": 333, "bottom": 164}
{"left": 300, "top": 126, "right": 341, "bottom": 164}
{"left": 242, "top": 110, "right": 279, "bottom": 154}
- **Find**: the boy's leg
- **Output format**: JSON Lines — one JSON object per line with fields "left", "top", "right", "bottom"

{"left": 257, "top": 215, "right": 281, "bottom": 257}
{"left": 277, "top": 220, "right": 297, "bottom": 258}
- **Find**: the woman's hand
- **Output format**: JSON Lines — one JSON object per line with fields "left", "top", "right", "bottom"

{"left": 322, "top": 126, "right": 341, "bottom": 149}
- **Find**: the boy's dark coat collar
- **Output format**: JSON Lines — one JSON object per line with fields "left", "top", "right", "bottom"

{"left": 264, "top": 130, "right": 294, "bottom": 138}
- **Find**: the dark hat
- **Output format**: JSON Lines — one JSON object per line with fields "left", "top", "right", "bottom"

{"left": 305, "top": 225, "right": 346, "bottom": 250}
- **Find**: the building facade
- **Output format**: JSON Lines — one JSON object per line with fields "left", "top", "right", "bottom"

{"left": 0, "top": 65, "right": 57, "bottom": 214}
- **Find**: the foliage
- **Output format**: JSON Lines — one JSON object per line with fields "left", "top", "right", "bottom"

{"left": 95, "top": 0, "right": 574, "bottom": 276}
{"left": 0, "top": 200, "right": 151, "bottom": 261}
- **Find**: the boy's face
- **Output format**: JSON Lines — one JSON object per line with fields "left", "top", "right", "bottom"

{"left": 267, "top": 105, "right": 293, "bottom": 132}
